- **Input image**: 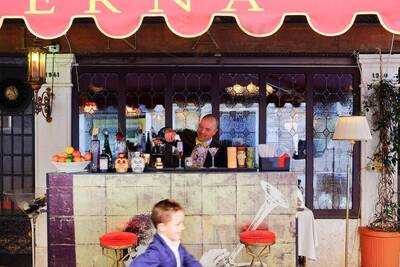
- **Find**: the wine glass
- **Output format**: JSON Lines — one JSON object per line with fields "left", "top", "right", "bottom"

{"left": 177, "top": 141, "right": 184, "bottom": 169}
{"left": 208, "top": 147, "right": 219, "bottom": 168}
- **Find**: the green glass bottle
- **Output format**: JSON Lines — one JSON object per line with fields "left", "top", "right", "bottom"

{"left": 103, "top": 129, "right": 113, "bottom": 171}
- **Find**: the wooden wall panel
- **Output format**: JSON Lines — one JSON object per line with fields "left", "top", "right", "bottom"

{"left": 0, "top": 19, "right": 398, "bottom": 55}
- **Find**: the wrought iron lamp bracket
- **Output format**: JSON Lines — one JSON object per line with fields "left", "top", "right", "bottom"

{"left": 28, "top": 45, "right": 58, "bottom": 123}
{"left": 33, "top": 86, "right": 54, "bottom": 122}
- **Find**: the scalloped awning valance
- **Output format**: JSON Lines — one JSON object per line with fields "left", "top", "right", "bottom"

{"left": 1, "top": 0, "right": 399, "bottom": 39}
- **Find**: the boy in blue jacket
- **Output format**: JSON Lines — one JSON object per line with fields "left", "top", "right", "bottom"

{"left": 130, "top": 199, "right": 202, "bottom": 267}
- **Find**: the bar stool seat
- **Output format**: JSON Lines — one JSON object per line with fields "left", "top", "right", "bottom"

{"left": 240, "top": 230, "right": 276, "bottom": 267}
{"left": 240, "top": 230, "right": 276, "bottom": 244}
{"left": 99, "top": 232, "right": 138, "bottom": 267}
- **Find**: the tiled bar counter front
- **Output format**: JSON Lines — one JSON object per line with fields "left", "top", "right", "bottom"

{"left": 47, "top": 171, "right": 297, "bottom": 266}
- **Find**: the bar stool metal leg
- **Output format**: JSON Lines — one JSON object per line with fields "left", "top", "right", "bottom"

{"left": 244, "top": 244, "right": 271, "bottom": 267}
{"left": 102, "top": 247, "right": 135, "bottom": 267}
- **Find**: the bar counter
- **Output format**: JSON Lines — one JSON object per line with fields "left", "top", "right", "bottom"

{"left": 46, "top": 170, "right": 297, "bottom": 266}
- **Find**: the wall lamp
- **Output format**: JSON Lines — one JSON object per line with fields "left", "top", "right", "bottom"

{"left": 27, "top": 46, "right": 55, "bottom": 122}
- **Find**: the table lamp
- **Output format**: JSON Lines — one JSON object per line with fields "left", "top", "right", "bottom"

{"left": 332, "top": 116, "right": 372, "bottom": 267}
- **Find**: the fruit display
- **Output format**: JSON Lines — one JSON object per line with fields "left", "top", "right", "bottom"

{"left": 52, "top": 146, "right": 92, "bottom": 163}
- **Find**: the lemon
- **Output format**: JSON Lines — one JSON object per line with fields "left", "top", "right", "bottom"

{"left": 65, "top": 146, "right": 74, "bottom": 155}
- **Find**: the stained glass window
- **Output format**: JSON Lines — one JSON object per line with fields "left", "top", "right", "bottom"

{"left": 219, "top": 73, "right": 259, "bottom": 147}
{"left": 172, "top": 73, "right": 212, "bottom": 130}
{"left": 78, "top": 73, "right": 119, "bottom": 152}
{"left": 266, "top": 103, "right": 306, "bottom": 162}
{"left": 265, "top": 74, "right": 307, "bottom": 189}
{"left": 125, "top": 73, "right": 166, "bottom": 143}
{"left": 173, "top": 103, "right": 212, "bottom": 130}
{"left": 313, "top": 74, "right": 354, "bottom": 210}
{"left": 220, "top": 103, "right": 259, "bottom": 147}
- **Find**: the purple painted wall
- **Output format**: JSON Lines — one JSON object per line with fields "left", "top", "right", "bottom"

{"left": 47, "top": 173, "right": 76, "bottom": 267}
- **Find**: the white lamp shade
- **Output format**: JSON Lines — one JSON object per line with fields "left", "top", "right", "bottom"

{"left": 333, "top": 116, "right": 372, "bottom": 141}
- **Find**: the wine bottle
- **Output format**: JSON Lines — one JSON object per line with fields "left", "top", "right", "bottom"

{"left": 104, "top": 132, "right": 112, "bottom": 157}
{"left": 99, "top": 149, "right": 110, "bottom": 173}
{"left": 89, "top": 128, "right": 100, "bottom": 172}
{"left": 145, "top": 131, "right": 152, "bottom": 154}
{"left": 138, "top": 133, "right": 145, "bottom": 152}
{"left": 103, "top": 129, "right": 113, "bottom": 171}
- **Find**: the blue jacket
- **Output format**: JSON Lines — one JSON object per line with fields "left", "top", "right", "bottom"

{"left": 130, "top": 234, "right": 202, "bottom": 267}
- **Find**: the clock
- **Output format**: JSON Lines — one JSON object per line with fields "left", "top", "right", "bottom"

{"left": 5, "top": 85, "right": 19, "bottom": 101}
{"left": 0, "top": 78, "right": 32, "bottom": 114}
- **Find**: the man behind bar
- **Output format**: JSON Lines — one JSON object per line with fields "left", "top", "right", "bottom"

{"left": 161, "top": 114, "right": 227, "bottom": 167}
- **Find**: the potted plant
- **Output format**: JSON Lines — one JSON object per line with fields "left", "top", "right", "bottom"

{"left": 124, "top": 214, "right": 154, "bottom": 254}
{"left": 360, "top": 78, "right": 400, "bottom": 266}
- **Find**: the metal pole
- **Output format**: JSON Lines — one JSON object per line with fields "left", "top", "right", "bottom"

{"left": 31, "top": 215, "right": 36, "bottom": 267}
{"left": 345, "top": 141, "right": 355, "bottom": 267}
{"left": 344, "top": 162, "right": 350, "bottom": 267}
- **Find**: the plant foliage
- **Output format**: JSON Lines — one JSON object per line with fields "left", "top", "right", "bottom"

{"left": 364, "top": 79, "right": 400, "bottom": 231}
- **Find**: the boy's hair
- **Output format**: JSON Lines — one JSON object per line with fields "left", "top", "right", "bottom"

{"left": 151, "top": 199, "right": 183, "bottom": 227}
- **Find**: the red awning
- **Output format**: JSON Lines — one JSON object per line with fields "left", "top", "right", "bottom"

{"left": 1, "top": 0, "right": 399, "bottom": 39}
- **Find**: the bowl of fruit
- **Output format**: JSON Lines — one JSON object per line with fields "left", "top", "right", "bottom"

{"left": 51, "top": 147, "right": 92, "bottom": 173}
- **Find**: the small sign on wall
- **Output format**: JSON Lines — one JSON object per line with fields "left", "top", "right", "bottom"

{"left": 372, "top": 72, "right": 388, "bottom": 79}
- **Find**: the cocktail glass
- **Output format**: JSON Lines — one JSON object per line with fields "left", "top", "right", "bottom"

{"left": 177, "top": 141, "right": 184, "bottom": 169}
{"left": 208, "top": 147, "right": 219, "bottom": 168}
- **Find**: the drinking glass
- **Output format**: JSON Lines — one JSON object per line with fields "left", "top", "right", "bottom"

{"left": 208, "top": 147, "right": 219, "bottom": 168}
{"left": 177, "top": 141, "right": 184, "bottom": 169}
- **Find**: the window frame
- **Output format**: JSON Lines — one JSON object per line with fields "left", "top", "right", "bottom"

{"left": 71, "top": 64, "right": 360, "bottom": 219}
{"left": 0, "top": 64, "right": 35, "bottom": 216}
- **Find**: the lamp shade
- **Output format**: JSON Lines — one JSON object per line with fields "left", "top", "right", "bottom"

{"left": 333, "top": 116, "right": 372, "bottom": 141}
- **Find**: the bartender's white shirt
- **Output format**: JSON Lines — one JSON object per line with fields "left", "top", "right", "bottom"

{"left": 159, "top": 233, "right": 181, "bottom": 267}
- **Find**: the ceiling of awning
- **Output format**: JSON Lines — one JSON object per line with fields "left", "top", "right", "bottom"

{"left": 0, "top": 0, "right": 399, "bottom": 39}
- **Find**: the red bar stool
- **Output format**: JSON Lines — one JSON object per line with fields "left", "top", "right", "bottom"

{"left": 99, "top": 231, "right": 138, "bottom": 267}
{"left": 239, "top": 229, "right": 276, "bottom": 267}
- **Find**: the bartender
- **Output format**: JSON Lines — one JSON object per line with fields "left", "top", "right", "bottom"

{"left": 160, "top": 114, "right": 227, "bottom": 167}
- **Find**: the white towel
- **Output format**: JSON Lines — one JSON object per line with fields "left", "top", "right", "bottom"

{"left": 297, "top": 207, "right": 318, "bottom": 260}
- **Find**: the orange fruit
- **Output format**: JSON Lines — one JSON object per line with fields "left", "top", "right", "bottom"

{"left": 51, "top": 155, "right": 59, "bottom": 162}
{"left": 72, "top": 150, "right": 82, "bottom": 158}
{"left": 83, "top": 152, "right": 92, "bottom": 161}
{"left": 58, "top": 152, "right": 68, "bottom": 158}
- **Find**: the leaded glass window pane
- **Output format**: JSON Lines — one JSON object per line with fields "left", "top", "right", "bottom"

{"left": 78, "top": 73, "right": 119, "bottom": 152}
{"left": 266, "top": 103, "right": 306, "bottom": 172}
{"left": 265, "top": 73, "right": 307, "bottom": 188}
{"left": 173, "top": 103, "right": 212, "bottom": 130}
{"left": 313, "top": 74, "right": 354, "bottom": 210}
{"left": 219, "top": 73, "right": 259, "bottom": 146}
{"left": 172, "top": 73, "right": 212, "bottom": 130}
{"left": 126, "top": 73, "right": 166, "bottom": 139}
{"left": 220, "top": 103, "right": 259, "bottom": 147}
{"left": 79, "top": 109, "right": 119, "bottom": 153}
